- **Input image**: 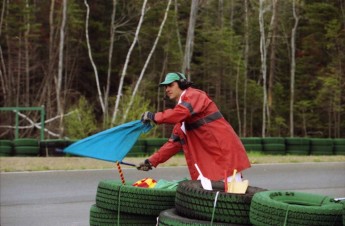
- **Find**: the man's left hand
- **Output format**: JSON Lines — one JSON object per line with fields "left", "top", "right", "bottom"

{"left": 141, "top": 111, "right": 155, "bottom": 123}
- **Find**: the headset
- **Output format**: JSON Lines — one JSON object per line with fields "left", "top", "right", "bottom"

{"left": 175, "top": 72, "right": 193, "bottom": 90}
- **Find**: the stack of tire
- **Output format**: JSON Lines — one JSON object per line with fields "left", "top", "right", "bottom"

{"left": 250, "top": 190, "right": 344, "bottom": 226}
{"left": 285, "top": 137, "right": 310, "bottom": 155}
{"left": 261, "top": 137, "right": 286, "bottom": 155}
{"left": 333, "top": 139, "right": 345, "bottom": 155}
{"left": 146, "top": 138, "right": 168, "bottom": 155}
{"left": 13, "top": 138, "right": 40, "bottom": 156}
{"left": 310, "top": 138, "right": 334, "bottom": 155}
{"left": 39, "top": 139, "right": 75, "bottom": 156}
{"left": 127, "top": 139, "right": 147, "bottom": 157}
{"left": 241, "top": 138, "right": 263, "bottom": 152}
{"left": 158, "top": 180, "right": 266, "bottom": 225}
{"left": 90, "top": 180, "right": 176, "bottom": 225}
{"left": 0, "top": 140, "right": 13, "bottom": 156}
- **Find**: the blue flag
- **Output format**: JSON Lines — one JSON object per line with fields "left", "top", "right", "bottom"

{"left": 64, "top": 120, "right": 152, "bottom": 162}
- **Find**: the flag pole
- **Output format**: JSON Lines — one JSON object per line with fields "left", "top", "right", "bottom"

{"left": 116, "top": 161, "right": 126, "bottom": 185}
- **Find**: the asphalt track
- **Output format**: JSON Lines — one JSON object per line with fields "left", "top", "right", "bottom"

{"left": 1, "top": 162, "right": 344, "bottom": 226}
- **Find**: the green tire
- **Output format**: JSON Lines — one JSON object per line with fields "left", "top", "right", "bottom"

{"left": 14, "top": 146, "right": 40, "bottom": 156}
{"left": 0, "top": 146, "right": 13, "bottom": 156}
{"left": 96, "top": 180, "right": 176, "bottom": 216}
{"left": 285, "top": 138, "right": 310, "bottom": 145}
{"left": 13, "top": 138, "right": 38, "bottom": 146}
{"left": 250, "top": 190, "right": 343, "bottom": 226}
{"left": 262, "top": 144, "right": 286, "bottom": 155}
{"left": 334, "top": 145, "right": 345, "bottom": 155}
{"left": 175, "top": 180, "right": 266, "bottom": 225}
{"left": 0, "top": 140, "right": 13, "bottom": 147}
{"left": 262, "top": 137, "right": 285, "bottom": 144}
{"left": 89, "top": 204, "right": 156, "bottom": 226}
{"left": 158, "top": 208, "right": 242, "bottom": 226}
{"left": 243, "top": 144, "right": 263, "bottom": 152}
{"left": 240, "top": 138, "right": 262, "bottom": 145}
{"left": 333, "top": 139, "right": 345, "bottom": 145}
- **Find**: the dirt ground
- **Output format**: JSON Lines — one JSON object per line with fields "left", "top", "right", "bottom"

{"left": 1, "top": 155, "right": 344, "bottom": 172}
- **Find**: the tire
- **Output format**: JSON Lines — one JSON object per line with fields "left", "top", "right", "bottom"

{"left": 334, "top": 145, "right": 345, "bottom": 155}
{"left": 240, "top": 138, "right": 262, "bottom": 145}
{"left": 262, "top": 137, "right": 285, "bottom": 144}
{"left": 175, "top": 180, "right": 266, "bottom": 225}
{"left": 13, "top": 138, "right": 38, "bottom": 146}
{"left": 250, "top": 190, "right": 343, "bottom": 226}
{"left": 158, "top": 208, "right": 242, "bottom": 226}
{"left": 285, "top": 138, "right": 310, "bottom": 146}
{"left": 286, "top": 145, "right": 310, "bottom": 155}
{"left": 262, "top": 144, "right": 286, "bottom": 155}
{"left": 333, "top": 139, "right": 345, "bottom": 145}
{"left": 89, "top": 204, "right": 156, "bottom": 226}
{"left": 14, "top": 146, "right": 40, "bottom": 156}
{"left": 0, "top": 140, "right": 13, "bottom": 147}
{"left": 96, "top": 180, "right": 176, "bottom": 216}
{"left": 243, "top": 144, "right": 263, "bottom": 152}
{"left": 0, "top": 146, "right": 13, "bottom": 156}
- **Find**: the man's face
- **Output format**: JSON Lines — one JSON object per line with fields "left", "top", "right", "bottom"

{"left": 164, "top": 81, "right": 183, "bottom": 102}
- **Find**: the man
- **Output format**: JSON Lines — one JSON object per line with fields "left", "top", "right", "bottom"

{"left": 138, "top": 72, "right": 251, "bottom": 181}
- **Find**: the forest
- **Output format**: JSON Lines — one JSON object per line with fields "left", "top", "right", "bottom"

{"left": 0, "top": 0, "right": 344, "bottom": 140}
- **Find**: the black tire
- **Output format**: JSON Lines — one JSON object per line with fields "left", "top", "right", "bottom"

{"left": 250, "top": 190, "right": 343, "bottom": 226}
{"left": 13, "top": 138, "right": 38, "bottom": 146}
{"left": 96, "top": 180, "right": 176, "bottom": 216}
{"left": 89, "top": 204, "right": 157, "bottom": 226}
{"left": 175, "top": 180, "right": 266, "bottom": 225}
{"left": 158, "top": 208, "right": 243, "bottom": 226}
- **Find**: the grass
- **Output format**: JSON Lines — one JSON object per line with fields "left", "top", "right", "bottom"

{"left": 0, "top": 153, "right": 344, "bottom": 172}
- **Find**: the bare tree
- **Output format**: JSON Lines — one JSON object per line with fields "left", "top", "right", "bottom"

{"left": 242, "top": 0, "right": 249, "bottom": 137}
{"left": 267, "top": 0, "right": 278, "bottom": 135}
{"left": 182, "top": 0, "right": 200, "bottom": 79}
{"left": 122, "top": 0, "right": 172, "bottom": 123}
{"left": 111, "top": 0, "right": 148, "bottom": 125}
{"left": 259, "top": 0, "right": 268, "bottom": 137}
{"left": 104, "top": 0, "right": 118, "bottom": 124}
{"left": 84, "top": 0, "right": 105, "bottom": 114}
{"left": 290, "top": 0, "right": 299, "bottom": 137}
{"left": 56, "top": 0, "right": 67, "bottom": 137}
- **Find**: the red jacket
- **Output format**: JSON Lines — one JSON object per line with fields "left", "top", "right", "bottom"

{"left": 148, "top": 88, "right": 251, "bottom": 181}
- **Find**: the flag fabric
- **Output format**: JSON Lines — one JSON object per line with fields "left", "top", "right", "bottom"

{"left": 64, "top": 120, "right": 152, "bottom": 162}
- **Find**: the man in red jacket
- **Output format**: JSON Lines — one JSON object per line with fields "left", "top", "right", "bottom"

{"left": 138, "top": 72, "right": 251, "bottom": 181}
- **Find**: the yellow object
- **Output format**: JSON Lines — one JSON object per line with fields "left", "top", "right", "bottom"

{"left": 132, "top": 178, "right": 157, "bottom": 188}
{"left": 227, "top": 169, "right": 249, "bottom": 194}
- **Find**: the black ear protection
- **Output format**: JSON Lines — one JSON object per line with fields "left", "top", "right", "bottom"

{"left": 175, "top": 72, "right": 191, "bottom": 90}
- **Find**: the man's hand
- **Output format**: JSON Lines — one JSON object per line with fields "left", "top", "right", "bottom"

{"left": 141, "top": 111, "right": 155, "bottom": 123}
{"left": 137, "top": 159, "right": 153, "bottom": 171}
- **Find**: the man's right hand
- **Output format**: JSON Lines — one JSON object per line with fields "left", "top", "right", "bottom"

{"left": 137, "top": 159, "right": 152, "bottom": 171}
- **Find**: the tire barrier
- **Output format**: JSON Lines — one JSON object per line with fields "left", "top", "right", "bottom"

{"left": 1, "top": 137, "right": 344, "bottom": 157}
{"left": 262, "top": 137, "right": 286, "bottom": 155}
{"left": 175, "top": 180, "right": 266, "bottom": 225}
{"left": 241, "top": 138, "right": 263, "bottom": 152}
{"left": 13, "top": 138, "right": 39, "bottom": 156}
{"left": 89, "top": 204, "right": 156, "bottom": 226}
{"left": 0, "top": 140, "right": 13, "bottom": 156}
{"left": 333, "top": 139, "right": 345, "bottom": 155}
{"left": 250, "top": 190, "right": 343, "bottom": 226}
{"left": 95, "top": 180, "right": 176, "bottom": 216}
{"left": 310, "top": 138, "right": 334, "bottom": 155}
{"left": 285, "top": 138, "right": 310, "bottom": 155}
{"left": 158, "top": 208, "right": 243, "bottom": 226}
